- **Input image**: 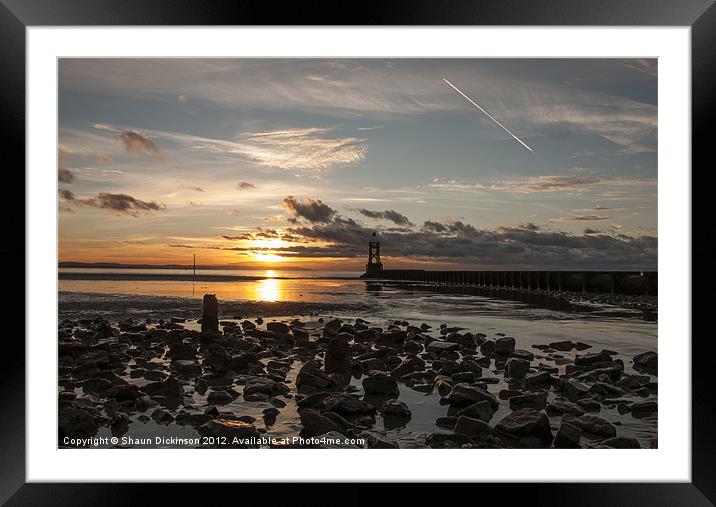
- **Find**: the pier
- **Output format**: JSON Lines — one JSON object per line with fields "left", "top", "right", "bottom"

{"left": 360, "top": 236, "right": 656, "bottom": 296}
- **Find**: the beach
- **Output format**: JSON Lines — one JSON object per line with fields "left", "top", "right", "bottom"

{"left": 58, "top": 269, "right": 657, "bottom": 449}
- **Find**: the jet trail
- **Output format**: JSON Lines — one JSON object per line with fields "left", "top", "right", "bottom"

{"left": 442, "top": 77, "right": 535, "bottom": 154}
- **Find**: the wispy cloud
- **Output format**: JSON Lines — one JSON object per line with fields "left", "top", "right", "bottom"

{"left": 429, "top": 174, "right": 656, "bottom": 194}
{"left": 550, "top": 215, "right": 610, "bottom": 222}
{"left": 59, "top": 190, "right": 166, "bottom": 217}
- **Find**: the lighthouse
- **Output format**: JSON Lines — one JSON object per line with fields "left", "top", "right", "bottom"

{"left": 364, "top": 232, "right": 384, "bottom": 277}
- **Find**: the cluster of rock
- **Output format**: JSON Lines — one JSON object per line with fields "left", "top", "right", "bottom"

{"left": 58, "top": 295, "right": 657, "bottom": 449}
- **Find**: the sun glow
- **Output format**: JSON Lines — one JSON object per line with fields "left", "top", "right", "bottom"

{"left": 256, "top": 278, "right": 280, "bottom": 302}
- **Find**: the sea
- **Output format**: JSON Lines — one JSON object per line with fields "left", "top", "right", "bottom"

{"left": 58, "top": 267, "right": 658, "bottom": 448}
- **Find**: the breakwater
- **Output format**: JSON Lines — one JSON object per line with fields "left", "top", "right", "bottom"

{"left": 361, "top": 270, "right": 657, "bottom": 296}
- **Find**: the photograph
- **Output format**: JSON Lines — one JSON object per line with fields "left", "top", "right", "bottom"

{"left": 56, "top": 57, "right": 658, "bottom": 450}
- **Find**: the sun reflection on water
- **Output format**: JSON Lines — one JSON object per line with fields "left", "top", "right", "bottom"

{"left": 256, "top": 272, "right": 280, "bottom": 302}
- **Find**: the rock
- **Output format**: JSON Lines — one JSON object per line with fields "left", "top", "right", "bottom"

{"left": 495, "top": 409, "right": 553, "bottom": 444}
{"left": 142, "top": 377, "right": 183, "bottom": 399}
{"left": 575, "top": 351, "right": 613, "bottom": 367}
{"left": 198, "top": 418, "right": 260, "bottom": 444}
{"left": 494, "top": 337, "right": 516, "bottom": 354}
{"left": 360, "top": 358, "right": 387, "bottom": 372}
{"left": 243, "top": 377, "right": 288, "bottom": 398}
{"left": 427, "top": 340, "right": 459, "bottom": 354}
{"left": 201, "top": 294, "right": 219, "bottom": 333}
{"left": 447, "top": 384, "right": 498, "bottom": 408}
{"left": 549, "top": 340, "right": 574, "bottom": 351}
{"left": 576, "top": 399, "right": 601, "bottom": 413}
{"left": 565, "top": 414, "right": 616, "bottom": 438}
{"left": 364, "top": 432, "right": 399, "bottom": 449}
{"left": 546, "top": 399, "right": 585, "bottom": 416}
{"left": 204, "top": 347, "right": 233, "bottom": 374}
{"left": 522, "top": 371, "right": 553, "bottom": 389}
{"left": 509, "top": 392, "right": 547, "bottom": 411}
{"left": 58, "top": 406, "right": 98, "bottom": 439}
{"left": 363, "top": 372, "right": 399, "bottom": 396}
{"left": 151, "top": 408, "right": 175, "bottom": 424}
{"left": 110, "top": 412, "right": 129, "bottom": 437}
{"left": 426, "top": 432, "right": 472, "bottom": 448}
{"left": 171, "top": 359, "right": 202, "bottom": 376}
{"left": 631, "top": 401, "right": 657, "bottom": 415}
{"left": 324, "top": 336, "right": 351, "bottom": 379}
{"left": 554, "top": 421, "right": 581, "bottom": 448}
{"left": 322, "top": 394, "right": 377, "bottom": 417}
{"left": 633, "top": 351, "right": 658, "bottom": 374}
{"left": 480, "top": 340, "right": 496, "bottom": 355}
{"left": 111, "top": 384, "right": 139, "bottom": 402}
{"left": 323, "top": 319, "right": 342, "bottom": 336}
{"left": 207, "top": 389, "right": 237, "bottom": 405}
{"left": 296, "top": 361, "right": 341, "bottom": 393}
{"left": 266, "top": 321, "right": 290, "bottom": 334}
{"left": 380, "top": 399, "right": 411, "bottom": 420}
{"left": 574, "top": 342, "right": 592, "bottom": 351}
{"left": 454, "top": 416, "right": 494, "bottom": 439}
{"left": 506, "top": 357, "right": 530, "bottom": 379}
{"left": 436, "top": 416, "right": 458, "bottom": 430}
{"left": 602, "top": 437, "right": 641, "bottom": 449}
{"left": 562, "top": 379, "right": 591, "bottom": 402}
{"left": 459, "top": 400, "right": 493, "bottom": 422}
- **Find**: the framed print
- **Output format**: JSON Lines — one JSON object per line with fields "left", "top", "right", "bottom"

{"left": 2, "top": 0, "right": 712, "bottom": 503}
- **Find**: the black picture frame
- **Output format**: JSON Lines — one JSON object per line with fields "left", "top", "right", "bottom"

{"left": 2, "top": 0, "right": 710, "bottom": 503}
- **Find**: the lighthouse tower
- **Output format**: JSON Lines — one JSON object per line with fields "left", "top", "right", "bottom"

{"left": 365, "top": 232, "right": 384, "bottom": 277}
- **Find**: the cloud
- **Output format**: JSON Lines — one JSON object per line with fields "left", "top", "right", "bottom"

{"left": 188, "top": 186, "right": 204, "bottom": 192}
{"left": 283, "top": 195, "right": 337, "bottom": 224}
{"left": 118, "top": 131, "right": 165, "bottom": 160}
{"left": 356, "top": 209, "right": 414, "bottom": 227}
{"left": 59, "top": 190, "right": 166, "bottom": 216}
{"left": 96, "top": 154, "right": 113, "bottom": 165}
{"left": 244, "top": 197, "right": 655, "bottom": 269}
{"left": 177, "top": 94, "right": 188, "bottom": 103}
{"left": 58, "top": 165, "right": 74, "bottom": 184}
{"left": 58, "top": 145, "right": 71, "bottom": 158}
{"left": 237, "top": 181, "right": 256, "bottom": 190}
{"left": 550, "top": 215, "right": 610, "bottom": 222}
{"left": 429, "top": 175, "right": 656, "bottom": 194}
{"left": 236, "top": 128, "right": 366, "bottom": 172}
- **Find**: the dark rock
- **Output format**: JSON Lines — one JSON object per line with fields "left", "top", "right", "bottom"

{"left": 436, "top": 416, "right": 458, "bottom": 430}
{"left": 495, "top": 409, "right": 553, "bottom": 444}
{"left": 426, "top": 432, "right": 472, "bottom": 448}
{"left": 562, "top": 379, "right": 591, "bottom": 402}
{"left": 509, "top": 392, "right": 547, "bottom": 411}
{"left": 447, "top": 383, "right": 498, "bottom": 408}
{"left": 576, "top": 399, "right": 601, "bottom": 413}
{"left": 110, "top": 412, "right": 129, "bottom": 437}
{"left": 266, "top": 321, "right": 290, "bottom": 334}
{"left": 494, "top": 337, "right": 516, "bottom": 354}
{"left": 480, "top": 340, "right": 496, "bottom": 355}
{"left": 454, "top": 416, "right": 494, "bottom": 439}
{"left": 322, "top": 394, "right": 377, "bottom": 417}
{"left": 459, "top": 400, "right": 493, "bottom": 422}
{"left": 522, "top": 371, "right": 553, "bottom": 389}
{"left": 549, "top": 340, "right": 574, "bottom": 351}
{"left": 380, "top": 399, "right": 411, "bottom": 420}
{"left": 546, "top": 399, "right": 585, "bottom": 416}
{"left": 58, "top": 406, "right": 98, "bottom": 440}
{"left": 207, "top": 389, "right": 237, "bottom": 405}
{"left": 602, "top": 436, "right": 641, "bottom": 449}
{"left": 631, "top": 401, "right": 657, "bottom": 415}
{"left": 427, "top": 340, "right": 459, "bottom": 354}
{"left": 201, "top": 294, "right": 219, "bottom": 333}
{"left": 554, "top": 421, "right": 581, "bottom": 448}
{"left": 565, "top": 414, "right": 616, "bottom": 438}
{"left": 633, "top": 351, "right": 658, "bottom": 374}
{"left": 325, "top": 336, "right": 351, "bottom": 379}
{"left": 323, "top": 319, "right": 343, "bottom": 336}
{"left": 362, "top": 372, "right": 399, "bottom": 396}
{"left": 506, "top": 357, "right": 530, "bottom": 379}
{"left": 204, "top": 347, "right": 234, "bottom": 374}
{"left": 575, "top": 351, "right": 613, "bottom": 367}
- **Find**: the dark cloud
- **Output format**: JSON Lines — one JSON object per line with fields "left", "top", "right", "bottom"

{"left": 58, "top": 165, "right": 74, "bottom": 184}
{"left": 356, "top": 209, "right": 414, "bottom": 227}
{"left": 189, "top": 186, "right": 204, "bottom": 192}
{"left": 59, "top": 190, "right": 166, "bottom": 217}
{"left": 237, "top": 181, "right": 256, "bottom": 190}
{"left": 119, "top": 131, "right": 165, "bottom": 160}
{"left": 283, "top": 195, "right": 337, "bottom": 224}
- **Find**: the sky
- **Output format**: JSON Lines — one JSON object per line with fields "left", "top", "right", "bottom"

{"left": 58, "top": 58, "right": 657, "bottom": 271}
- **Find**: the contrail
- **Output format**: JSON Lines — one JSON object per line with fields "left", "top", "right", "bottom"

{"left": 442, "top": 77, "right": 535, "bottom": 154}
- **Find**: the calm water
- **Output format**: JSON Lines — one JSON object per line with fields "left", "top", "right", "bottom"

{"left": 59, "top": 267, "right": 658, "bottom": 448}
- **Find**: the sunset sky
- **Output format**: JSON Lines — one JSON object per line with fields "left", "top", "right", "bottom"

{"left": 58, "top": 58, "right": 657, "bottom": 270}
